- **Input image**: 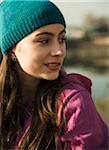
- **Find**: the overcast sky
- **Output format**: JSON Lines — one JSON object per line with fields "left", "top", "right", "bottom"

{"left": 51, "top": 0, "right": 109, "bottom": 26}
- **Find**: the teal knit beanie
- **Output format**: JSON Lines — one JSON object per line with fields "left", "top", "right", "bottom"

{"left": 0, "top": 0, "right": 66, "bottom": 54}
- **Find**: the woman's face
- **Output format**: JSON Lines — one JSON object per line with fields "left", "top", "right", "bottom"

{"left": 14, "top": 24, "right": 66, "bottom": 80}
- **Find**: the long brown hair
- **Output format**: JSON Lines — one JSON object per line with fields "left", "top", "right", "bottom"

{"left": 0, "top": 52, "right": 62, "bottom": 149}
{"left": 0, "top": 50, "right": 3, "bottom": 63}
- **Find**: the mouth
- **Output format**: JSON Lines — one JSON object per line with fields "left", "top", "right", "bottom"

{"left": 45, "top": 62, "right": 61, "bottom": 71}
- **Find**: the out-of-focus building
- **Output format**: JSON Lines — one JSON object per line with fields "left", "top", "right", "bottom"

{"left": 65, "top": 15, "right": 109, "bottom": 71}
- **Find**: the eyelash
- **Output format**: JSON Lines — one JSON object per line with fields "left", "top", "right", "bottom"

{"left": 37, "top": 39, "right": 49, "bottom": 44}
{"left": 58, "top": 37, "right": 66, "bottom": 43}
{"left": 37, "top": 37, "right": 66, "bottom": 45}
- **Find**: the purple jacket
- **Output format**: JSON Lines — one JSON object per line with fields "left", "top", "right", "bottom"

{"left": 56, "top": 72, "right": 109, "bottom": 150}
{"left": 15, "top": 72, "right": 108, "bottom": 149}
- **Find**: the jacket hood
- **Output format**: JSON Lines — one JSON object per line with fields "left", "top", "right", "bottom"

{"left": 60, "top": 70, "right": 92, "bottom": 94}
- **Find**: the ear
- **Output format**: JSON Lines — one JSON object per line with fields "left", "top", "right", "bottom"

{"left": 11, "top": 48, "right": 17, "bottom": 62}
{"left": 12, "top": 45, "right": 16, "bottom": 52}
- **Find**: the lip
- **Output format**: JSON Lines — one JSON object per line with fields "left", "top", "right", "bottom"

{"left": 45, "top": 62, "right": 61, "bottom": 71}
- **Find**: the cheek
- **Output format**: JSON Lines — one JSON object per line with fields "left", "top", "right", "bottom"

{"left": 18, "top": 51, "right": 44, "bottom": 71}
{"left": 15, "top": 46, "right": 31, "bottom": 70}
{"left": 15, "top": 49, "right": 26, "bottom": 63}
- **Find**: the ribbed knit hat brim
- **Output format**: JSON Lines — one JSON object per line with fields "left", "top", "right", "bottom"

{"left": 0, "top": 0, "right": 66, "bottom": 53}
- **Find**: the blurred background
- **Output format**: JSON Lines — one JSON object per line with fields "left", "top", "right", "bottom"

{"left": 51, "top": 0, "right": 109, "bottom": 125}
{"left": 0, "top": 0, "right": 109, "bottom": 125}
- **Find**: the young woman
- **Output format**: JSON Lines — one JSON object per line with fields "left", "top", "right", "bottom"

{"left": 0, "top": 0, "right": 108, "bottom": 149}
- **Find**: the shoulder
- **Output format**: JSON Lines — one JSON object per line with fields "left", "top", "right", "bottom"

{"left": 57, "top": 72, "right": 108, "bottom": 149}
{"left": 56, "top": 71, "right": 93, "bottom": 117}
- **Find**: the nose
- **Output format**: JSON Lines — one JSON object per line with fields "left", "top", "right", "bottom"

{"left": 51, "top": 41, "right": 66, "bottom": 57}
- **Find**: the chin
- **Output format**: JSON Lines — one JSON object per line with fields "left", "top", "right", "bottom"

{"left": 43, "top": 72, "right": 59, "bottom": 81}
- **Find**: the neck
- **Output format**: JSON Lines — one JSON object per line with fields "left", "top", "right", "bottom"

{"left": 16, "top": 64, "right": 40, "bottom": 100}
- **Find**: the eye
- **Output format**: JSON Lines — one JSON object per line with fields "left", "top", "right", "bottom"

{"left": 37, "top": 39, "right": 49, "bottom": 45}
{"left": 58, "top": 36, "right": 66, "bottom": 43}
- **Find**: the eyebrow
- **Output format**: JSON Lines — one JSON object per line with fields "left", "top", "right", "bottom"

{"left": 35, "top": 29, "right": 66, "bottom": 37}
